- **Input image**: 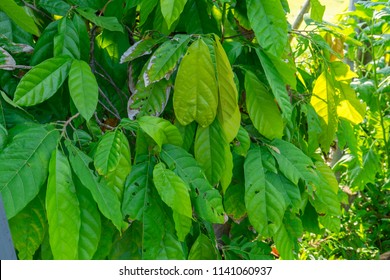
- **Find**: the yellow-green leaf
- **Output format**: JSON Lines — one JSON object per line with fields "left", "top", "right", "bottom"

{"left": 174, "top": 38, "right": 218, "bottom": 127}
{"left": 214, "top": 37, "right": 240, "bottom": 142}
{"left": 336, "top": 81, "right": 366, "bottom": 124}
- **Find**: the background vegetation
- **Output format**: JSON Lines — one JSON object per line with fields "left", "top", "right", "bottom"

{"left": 0, "top": 0, "right": 388, "bottom": 260}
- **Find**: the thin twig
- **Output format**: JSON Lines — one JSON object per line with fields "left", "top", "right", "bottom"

{"left": 95, "top": 61, "right": 128, "bottom": 99}
{"left": 0, "top": 65, "right": 32, "bottom": 70}
{"left": 60, "top": 113, "right": 80, "bottom": 137}
{"left": 22, "top": 0, "right": 52, "bottom": 20}
{"left": 98, "top": 88, "right": 121, "bottom": 120}
{"left": 94, "top": 112, "right": 115, "bottom": 131}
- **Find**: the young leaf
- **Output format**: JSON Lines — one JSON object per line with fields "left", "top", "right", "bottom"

{"left": 160, "top": 144, "right": 225, "bottom": 223}
{"left": 174, "top": 38, "right": 218, "bottom": 127}
{"left": 66, "top": 141, "right": 123, "bottom": 231}
{"left": 246, "top": 0, "right": 287, "bottom": 57}
{"left": 0, "top": 0, "right": 40, "bottom": 36}
{"left": 144, "top": 34, "right": 191, "bottom": 85}
{"left": 160, "top": 0, "right": 188, "bottom": 29}
{"left": 244, "top": 146, "right": 286, "bottom": 236}
{"left": 194, "top": 119, "right": 228, "bottom": 185}
{"left": 0, "top": 125, "right": 59, "bottom": 219}
{"left": 68, "top": 60, "right": 98, "bottom": 121}
{"left": 9, "top": 192, "right": 46, "bottom": 260}
{"left": 13, "top": 56, "right": 72, "bottom": 106}
{"left": 310, "top": 71, "right": 338, "bottom": 151}
{"left": 188, "top": 233, "right": 218, "bottom": 260}
{"left": 257, "top": 49, "right": 293, "bottom": 121}
{"left": 138, "top": 116, "right": 183, "bottom": 149}
{"left": 214, "top": 37, "right": 241, "bottom": 143}
{"left": 245, "top": 70, "right": 284, "bottom": 139}
{"left": 46, "top": 149, "right": 81, "bottom": 260}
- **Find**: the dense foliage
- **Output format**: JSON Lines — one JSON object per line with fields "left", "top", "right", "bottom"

{"left": 0, "top": 0, "right": 388, "bottom": 260}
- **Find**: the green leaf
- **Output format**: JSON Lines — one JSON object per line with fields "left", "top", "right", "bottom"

{"left": 174, "top": 38, "right": 218, "bottom": 127}
{"left": 271, "top": 214, "right": 301, "bottom": 260}
{"left": 160, "top": 0, "right": 188, "bottom": 29}
{"left": 0, "top": 0, "right": 40, "bottom": 36}
{"left": 350, "top": 148, "right": 381, "bottom": 190}
{"left": 120, "top": 37, "right": 166, "bottom": 63}
{"left": 72, "top": 14, "right": 90, "bottom": 62}
{"left": 94, "top": 130, "right": 124, "bottom": 175}
{"left": 188, "top": 233, "right": 218, "bottom": 260}
{"left": 138, "top": 116, "right": 183, "bottom": 149}
{"left": 214, "top": 37, "right": 241, "bottom": 143}
{"left": 46, "top": 149, "right": 80, "bottom": 260}
{"left": 246, "top": 0, "right": 287, "bottom": 57}
{"left": 13, "top": 56, "right": 72, "bottom": 106}
{"left": 68, "top": 60, "right": 98, "bottom": 120}
{"left": 224, "top": 183, "right": 246, "bottom": 221}
{"left": 269, "top": 139, "right": 317, "bottom": 186}
{"left": 244, "top": 146, "right": 286, "bottom": 236}
{"left": 245, "top": 70, "right": 284, "bottom": 139}
{"left": 153, "top": 162, "right": 192, "bottom": 241}
{"left": 153, "top": 162, "right": 192, "bottom": 217}
{"left": 39, "top": 0, "right": 71, "bottom": 16}
{"left": 310, "top": 71, "right": 338, "bottom": 151}
{"left": 257, "top": 49, "right": 293, "bottom": 121}
{"left": 310, "top": 0, "right": 325, "bottom": 22}
{"left": 0, "top": 11, "right": 32, "bottom": 44}
{"left": 178, "top": 0, "right": 219, "bottom": 34}
{"left": 194, "top": 118, "right": 228, "bottom": 185}
{"left": 74, "top": 176, "right": 101, "bottom": 260}
{"left": 9, "top": 191, "right": 46, "bottom": 260}
{"left": 330, "top": 61, "right": 358, "bottom": 81}
{"left": 66, "top": 141, "right": 123, "bottom": 231}
{"left": 30, "top": 21, "right": 59, "bottom": 66}
{"left": 76, "top": 7, "right": 124, "bottom": 32}
{"left": 54, "top": 17, "right": 80, "bottom": 59}
{"left": 160, "top": 144, "right": 225, "bottom": 223}
{"left": 0, "top": 123, "right": 7, "bottom": 151}
{"left": 144, "top": 34, "right": 190, "bottom": 85}
{"left": 233, "top": 126, "right": 251, "bottom": 157}
{"left": 175, "top": 121, "right": 196, "bottom": 152}
{"left": 0, "top": 125, "right": 59, "bottom": 219}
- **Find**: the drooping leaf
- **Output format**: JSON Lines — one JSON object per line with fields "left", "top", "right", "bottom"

{"left": 153, "top": 162, "right": 192, "bottom": 241}
{"left": 257, "top": 49, "right": 293, "bottom": 121}
{"left": 153, "top": 162, "right": 192, "bottom": 218}
{"left": 54, "top": 17, "right": 80, "bottom": 59}
{"left": 66, "top": 141, "right": 123, "bottom": 231}
{"left": 46, "top": 149, "right": 80, "bottom": 260}
{"left": 0, "top": 125, "right": 59, "bottom": 219}
{"left": 144, "top": 34, "right": 190, "bottom": 85}
{"left": 188, "top": 233, "right": 218, "bottom": 260}
{"left": 160, "top": 144, "right": 225, "bottom": 223}
{"left": 0, "top": 0, "right": 40, "bottom": 36}
{"left": 174, "top": 38, "right": 218, "bottom": 127}
{"left": 244, "top": 146, "right": 286, "bottom": 236}
{"left": 74, "top": 176, "right": 101, "bottom": 260}
{"left": 194, "top": 118, "right": 228, "bottom": 185}
{"left": 13, "top": 56, "right": 72, "bottom": 106}
{"left": 30, "top": 21, "right": 59, "bottom": 66}
{"left": 68, "top": 60, "right": 98, "bottom": 120}
{"left": 245, "top": 70, "right": 284, "bottom": 139}
{"left": 94, "top": 130, "right": 126, "bottom": 175}
{"left": 76, "top": 7, "right": 124, "bottom": 32}
{"left": 246, "top": 0, "right": 288, "bottom": 57}
{"left": 214, "top": 37, "right": 241, "bottom": 143}
{"left": 160, "top": 0, "right": 188, "bottom": 29}
{"left": 310, "top": 71, "right": 338, "bottom": 151}
{"left": 9, "top": 191, "right": 46, "bottom": 260}
{"left": 138, "top": 116, "right": 183, "bottom": 149}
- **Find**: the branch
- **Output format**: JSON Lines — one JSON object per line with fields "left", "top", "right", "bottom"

{"left": 98, "top": 88, "right": 121, "bottom": 120}
{"left": 289, "top": 0, "right": 311, "bottom": 42}
{"left": 60, "top": 113, "right": 80, "bottom": 137}
{"left": 0, "top": 65, "right": 32, "bottom": 70}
